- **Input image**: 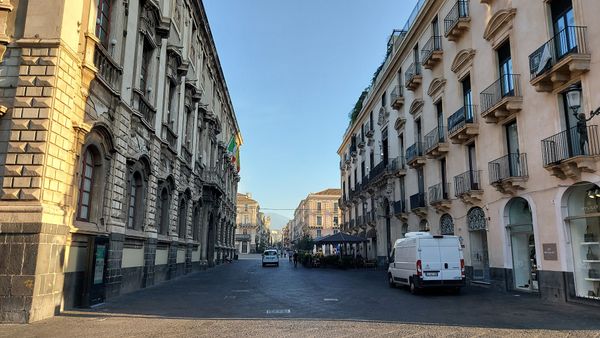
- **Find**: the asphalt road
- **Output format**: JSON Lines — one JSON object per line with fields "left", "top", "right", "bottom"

{"left": 3, "top": 254, "right": 600, "bottom": 337}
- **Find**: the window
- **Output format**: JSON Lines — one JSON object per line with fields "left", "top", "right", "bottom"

{"left": 77, "top": 149, "right": 95, "bottom": 221}
{"left": 462, "top": 75, "right": 473, "bottom": 120}
{"left": 333, "top": 216, "right": 339, "bottom": 225}
{"left": 381, "top": 91, "right": 387, "bottom": 107}
{"left": 157, "top": 187, "right": 170, "bottom": 235}
{"left": 316, "top": 229, "right": 322, "bottom": 238}
{"left": 178, "top": 196, "right": 188, "bottom": 238}
{"left": 95, "top": 0, "right": 111, "bottom": 48}
{"left": 317, "top": 202, "right": 322, "bottom": 211}
{"left": 334, "top": 203, "right": 338, "bottom": 212}
{"left": 317, "top": 216, "right": 322, "bottom": 226}
{"left": 192, "top": 204, "right": 200, "bottom": 241}
{"left": 127, "top": 171, "right": 144, "bottom": 229}
{"left": 497, "top": 41, "right": 514, "bottom": 96}
{"left": 167, "top": 81, "right": 178, "bottom": 127}
{"left": 184, "top": 108, "right": 193, "bottom": 147}
{"left": 140, "top": 39, "right": 153, "bottom": 93}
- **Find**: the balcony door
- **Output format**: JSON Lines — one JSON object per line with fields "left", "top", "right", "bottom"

{"left": 440, "top": 158, "right": 447, "bottom": 199}
{"left": 468, "top": 144, "right": 478, "bottom": 190}
{"left": 551, "top": 0, "right": 576, "bottom": 59}
{"left": 498, "top": 40, "right": 514, "bottom": 97}
{"left": 462, "top": 75, "right": 473, "bottom": 122}
{"left": 382, "top": 128, "right": 389, "bottom": 166}
{"left": 436, "top": 101, "right": 445, "bottom": 142}
{"left": 417, "top": 168, "right": 425, "bottom": 195}
{"left": 506, "top": 121, "right": 520, "bottom": 177}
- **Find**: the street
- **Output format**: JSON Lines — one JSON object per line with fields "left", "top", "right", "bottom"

{"left": 2, "top": 254, "right": 600, "bottom": 337}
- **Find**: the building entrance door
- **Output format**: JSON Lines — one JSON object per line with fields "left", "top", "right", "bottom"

{"left": 507, "top": 197, "right": 538, "bottom": 292}
{"left": 242, "top": 241, "right": 248, "bottom": 254}
{"left": 468, "top": 207, "right": 489, "bottom": 282}
{"left": 84, "top": 236, "right": 108, "bottom": 307}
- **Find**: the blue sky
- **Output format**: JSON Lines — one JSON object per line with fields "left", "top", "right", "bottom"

{"left": 204, "top": 0, "right": 417, "bottom": 224}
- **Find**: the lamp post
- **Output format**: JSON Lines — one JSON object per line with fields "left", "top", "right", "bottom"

{"left": 565, "top": 85, "right": 600, "bottom": 118}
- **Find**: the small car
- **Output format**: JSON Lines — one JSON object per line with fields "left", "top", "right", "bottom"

{"left": 262, "top": 249, "right": 279, "bottom": 267}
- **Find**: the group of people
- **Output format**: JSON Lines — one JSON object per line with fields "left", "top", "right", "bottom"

{"left": 287, "top": 250, "right": 299, "bottom": 267}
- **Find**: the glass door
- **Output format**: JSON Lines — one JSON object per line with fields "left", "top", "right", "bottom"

{"left": 506, "top": 121, "right": 520, "bottom": 177}
{"left": 468, "top": 144, "right": 478, "bottom": 190}
{"left": 470, "top": 230, "right": 490, "bottom": 281}
{"left": 437, "top": 101, "right": 445, "bottom": 142}
{"left": 552, "top": 0, "right": 576, "bottom": 59}
{"left": 462, "top": 76, "right": 473, "bottom": 122}
{"left": 498, "top": 41, "right": 514, "bottom": 97}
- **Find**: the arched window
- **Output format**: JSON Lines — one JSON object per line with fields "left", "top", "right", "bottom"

{"left": 178, "top": 196, "right": 188, "bottom": 239}
{"left": 156, "top": 187, "right": 170, "bottom": 235}
{"left": 77, "top": 149, "right": 95, "bottom": 221}
{"left": 127, "top": 171, "right": 144, "bottom": 230}
{"left": 192, "top": 203, "right": 200, "bottom": 241}
{"left": 440, "top": 214, "right": 455, "bottom": 235}
{"left": 95, "top": 0, "right": 112, "bottom": 48}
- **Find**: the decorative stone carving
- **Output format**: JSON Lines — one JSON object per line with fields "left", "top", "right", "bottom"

{"left": 467, "top": 207, "right": 486, "bottom": 231}
{"left": 451, "top": 49, "right": 476, "bottom": 78}
{"left": 483, "top": 8, "right": 517, "bottom": 46}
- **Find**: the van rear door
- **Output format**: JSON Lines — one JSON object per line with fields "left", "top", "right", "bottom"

{"left": 419, "top": 238, "right": 443, "bottom": 280}
{"left": 439, "top": 237, "right": 462, "bottom": 281}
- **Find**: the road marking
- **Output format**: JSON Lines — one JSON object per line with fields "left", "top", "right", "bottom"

{"left": 323, "top": 298, "right": 339, "bottom": 302}
{"left": 266, "top": 309, "right": 291, "bottom": 314}
{"left": 232, "top": 289, "right": 250, "bottom": 293}
{"left": 224, "top": 296, "right": 237, "bottom": 300}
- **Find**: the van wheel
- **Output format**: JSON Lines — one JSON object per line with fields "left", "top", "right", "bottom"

{"left": 388, "top": 274, "right": 395, "bottom": 288}
{"left": 409, "top": 279, "right": 418, "bottom": 295}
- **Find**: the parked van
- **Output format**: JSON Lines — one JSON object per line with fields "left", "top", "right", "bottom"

{"left": 388, "top": 232, "right": 465, "bottom": 294}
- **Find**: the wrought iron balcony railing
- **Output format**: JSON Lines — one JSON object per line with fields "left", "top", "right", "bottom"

{"left": 444, "top": 0, "right": 469, "bottom": 36}
{"left": 448, "top": 105, "right": 477, "bottom": 135}
{"left": 405, "top": 62, "right": 421, "bottom": 87}
{"left": 410, "top": 192, "right": 427, "bottom": 210}
{"left": 132, "top": 89, "right": 156, "bottom": 127}
{"left": 428, "top": 182, "right": 450, "bottom": 204}
{"left": 529, "top": 26, "right": 588, "bottom": 80}
{"left": 488, "top": 153, "right": 528, "bottom": 184}
{"left": 181, "top": 145, "right": 192, "bottom": 164}
{"left": 393, "top": 199, "right": 407, "bottom": 215}
{"left": 541, "top": 125, "right": 600, "bottom": 166}
{"left": 391, "top": 85, "right": 404, "bottom": 104}
{"left": 370, "top": 161, "right": 387, "bottom": 181}
{"left": 480, "top": 74, "right": 522, "bottom": 114}
{"left": 406, "top": 142, "right": 424, "bottom": 163}
{"left": 454, "top": 170, "right": 482, "bottom": 196}
{"left": 424, "top": 126, "right": 447, "bottom": 153}
{"left": 421, "top": 35, "right": 443, "bottom": 65}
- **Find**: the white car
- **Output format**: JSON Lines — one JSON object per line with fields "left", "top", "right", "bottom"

{"left": 262, "top": 249, "right": 279, "bottom": 267}
{"left": 388, "top": 232, "right": 465, "bottom": 294}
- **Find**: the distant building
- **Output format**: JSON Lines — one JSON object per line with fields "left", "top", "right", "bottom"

{"left": 235, "top": 193, "right": 262, "bottom": 254}
{"left": 291, "top": 189, "right": 341, "bottom": 240}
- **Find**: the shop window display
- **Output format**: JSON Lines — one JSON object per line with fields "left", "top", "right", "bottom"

{"left": 568, "top": 184, "right": 600, "bottom": 299}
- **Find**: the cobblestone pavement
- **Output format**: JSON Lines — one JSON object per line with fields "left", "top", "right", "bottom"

{"left": 2, "top": 254, "right": 600, "bottom": 337}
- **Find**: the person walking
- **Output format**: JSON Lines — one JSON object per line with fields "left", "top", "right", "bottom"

{"left": 293, "top": 251, "right": 298, "bottom": 268}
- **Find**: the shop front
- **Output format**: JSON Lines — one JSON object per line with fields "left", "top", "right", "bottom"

{"left": 468, "top": 207, "right": 490, "bottom": 282}
{"left": 506, "top": 197, "right": 538, "bottom": 292}
{"left": 565, "top": 182, "right": 600, "bottom": 301}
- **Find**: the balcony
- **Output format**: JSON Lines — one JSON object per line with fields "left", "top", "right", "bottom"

{"left": 424, "top": 126, "right": 449, "bottom": 158}
{"left": 350, "top": 219, "right": 356, "bottom": 230}
{"left": 93, "top": 43, "right": 123, "bottom": 95}
{"left": 365, "top": 121, "right": 374, "bottom": 139}
{"left": 410, "top": 192, "right": 428, "bottom": 217}
{"left": 541, "top": 125, "right": 600, "bottom": 179}
{"left": 529, "top": 26, "right": 590, "bottom": 92}
{"left": 235, "top": 234, "right": 251, "bottom": 242}
{"left": 488, "top": 153, "right": 528, "bottom": 194}
{"left": 405, "top": 62, "right": 422, "bottom": 91}
{"left": 454, "top": 170, "right": 483, "bottom": 205}
{"left": 369, "top": 161, "right": 387, "bottom": 183}
{"left": 181, "top": 144, "right": 192, "bottom": 166}
{"left": 393, "top": 199, "right": 408, "bottom": 221}
{"left": 132, "top": 89, "right": 156, "bottom": 128}
{"left": 388, "top": 156, "right": 407, "bottom": 177}
{"left": 366, "top": 211, "right": 375, "bottom": 225}
{"left": 421, "top": 36, "right": 443, "bottom": 70}
{"left": 444, "top": 0, "right": 470, "bottom": 42}
{"left": 161, "top": 123, "right": 177, "bottom": 152}
{"left": 406, "top": 142, "right": 426, "bottom": 168}
{"left": 357, "top": 215, "right": 364, "bottom": 228}
{"left": 447, "top": 105, "right": 478, "bottom": 144}
{"left": 358, "top": 137, "right": 366, "bottom": 150}
{"left": 480, "top": 74, "right": 522, "bottom": 123}
{"left": 391, "top": 85, "right": 405, "bottom": 110}
{"left": 428, "top": 182, "right": 451, "bottom": 212}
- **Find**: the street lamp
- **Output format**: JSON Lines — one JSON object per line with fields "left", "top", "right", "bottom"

{"left": 565, "top": 85, "right": 600, "bottom": 118}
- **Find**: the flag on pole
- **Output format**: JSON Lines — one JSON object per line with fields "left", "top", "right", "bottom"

{"left": 227, "top": 134, "right": 241, "bottom": 172}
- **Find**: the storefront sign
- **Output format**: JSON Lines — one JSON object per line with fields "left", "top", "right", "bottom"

{"left": 542, "top": 243, "right": 558, "bottom": 261}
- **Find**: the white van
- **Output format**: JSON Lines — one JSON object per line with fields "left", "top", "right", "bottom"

{"left": 387, "top": 232, "right": 465, "bottom": 294}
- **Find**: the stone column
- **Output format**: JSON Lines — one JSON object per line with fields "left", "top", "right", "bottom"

{"left": 105, "top": 233, "right": 124, "bottom": 299}
{"left": 142, "top": 238, "right": 157, "bottom": 288}
{"left": 167, "top": 243, "right": 178, "bottom": 280}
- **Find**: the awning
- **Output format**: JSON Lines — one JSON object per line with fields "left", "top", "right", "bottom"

{"left": 313, "top": 232, "right": 368, "bottom": 245}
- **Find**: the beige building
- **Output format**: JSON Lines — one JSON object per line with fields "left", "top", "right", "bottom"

{"left": 235, "top": 193, "right": 262, "bottom": 254}
{"left": 338, "top": 0, "right": 600, "bottom": 305}
{"left": 291, "top": 189, "right": 341, "bottom": 240}
{"left": 0, "top": 0, "right": 241, "bottom": 323}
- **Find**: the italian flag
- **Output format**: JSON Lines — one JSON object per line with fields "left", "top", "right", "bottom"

{"left": 227, "top": 135, "right": 240, "bottom": 172}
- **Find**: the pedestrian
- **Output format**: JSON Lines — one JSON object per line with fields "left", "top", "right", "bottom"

{"left": 293, "top": 251, "right": 298, "bottom": 268}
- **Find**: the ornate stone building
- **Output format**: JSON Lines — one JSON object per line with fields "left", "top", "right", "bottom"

{"left": 339, "top": 0, "right": 600, "bottom": 305}
{"left": 0, "top": 0, "right": 241, "bottom": 323}
{"left": 235, "top": 193, "right": 262, "bottom": 254}
{"left": 291, "top": 189, "right": 341, "bottom": 240}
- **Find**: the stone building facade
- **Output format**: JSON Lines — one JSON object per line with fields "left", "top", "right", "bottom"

{"left": 291, "top": 189, "right": 341, "bottom": 240}
{"left": 235, "top": 193, "right": 263, "bottom": 254}
{"left": 0, "top": 0, "right": 241, "bottom": 323}
{"left": 338, "top": 0, "right": 600, "bottom": 305}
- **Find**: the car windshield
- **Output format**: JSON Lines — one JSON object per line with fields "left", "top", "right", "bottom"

{"left": 265, "top": 251, "right": 277, "bottom": 256}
